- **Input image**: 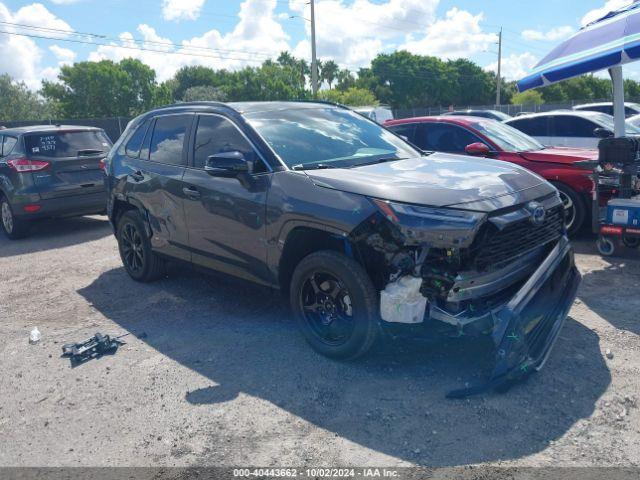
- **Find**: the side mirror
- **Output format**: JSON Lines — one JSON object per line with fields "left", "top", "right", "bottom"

{"left": 464, "top": 142, "right": 491, "bottom": 156}
{"left": 205, "top": 151, "right": 251, "bottom": 177}
{"left": 594, "top": 127, "right": 614, "bottom": 139}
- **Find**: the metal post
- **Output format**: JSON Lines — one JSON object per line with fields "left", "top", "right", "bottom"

{"left": 310, "top": 0, "right": 319, "bottom": 97}
{"left": 496, "top": 28, "right": 503, "bottom": 106}
{"left": 609, "top": 65, "right": 626, "bottom": 137}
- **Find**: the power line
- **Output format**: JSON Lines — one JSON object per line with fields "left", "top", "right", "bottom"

{"left": 0, "top": 21, "right": 277, "bottom": 59}
{"left": 0, "top": 29, "right": 270, "bottom": 64}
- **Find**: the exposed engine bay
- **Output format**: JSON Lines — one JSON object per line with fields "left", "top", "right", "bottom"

{"left": 348, "top": 193, "right": 581, "bottom": 397}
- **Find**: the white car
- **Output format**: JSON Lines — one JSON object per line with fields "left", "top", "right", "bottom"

{"left": 354, "top": 106, "right": 394, "bottom": 124}
{"left": 627, "top": 113, "right": 640, "bottom": 129}
{"left": 573, "top": 102, "right": 640, "bottom": 117}
{"left": 505, "top": 110, "right": 640, "bottom": 148}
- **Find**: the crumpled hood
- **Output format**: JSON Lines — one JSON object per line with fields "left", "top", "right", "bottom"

{"left": 305, "top": 153, "right": 555, "bottom": 212}
{"left": 519, "top": 147, "right": 598, "bottom": 165}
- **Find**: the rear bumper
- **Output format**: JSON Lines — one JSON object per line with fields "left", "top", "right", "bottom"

{"left": 447, "top": 235, "right": 581, "bottom": 397}
{"left": 13, "top": 191, "right": 107, "bottom": 220}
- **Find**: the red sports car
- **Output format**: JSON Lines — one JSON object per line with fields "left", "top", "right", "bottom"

{"left": 385, "top": 116, "right": 603, "bottom": 234}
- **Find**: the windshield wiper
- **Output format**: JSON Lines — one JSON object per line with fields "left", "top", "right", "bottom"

{"left": 352, "top": 157, "right": 408, "bottom": 168}
{"left": 78, "top": 149, "right": 106, "bottom": 157}
{"left": 292, "top": 163, "right": 337, "bottom": 171}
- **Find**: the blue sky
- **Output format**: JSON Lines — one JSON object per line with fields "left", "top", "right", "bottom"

{"left": 0, "top": 0, "right": 632, "bottom": 89}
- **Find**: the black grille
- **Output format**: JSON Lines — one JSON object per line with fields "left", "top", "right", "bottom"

{"left": 475, "top": 206, "right": 564, "bottom": 272}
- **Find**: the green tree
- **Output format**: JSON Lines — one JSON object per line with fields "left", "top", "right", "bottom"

{"left": 319, "top": 87, "right": 377, "bottom": 106}
{"left": 42, "top": 59, "right": 160, "bottom": 117}
{"left": 171, "top": 65, "right": 229, "bottom": 101}
{"left": 322, "top": 60, "right": 339, "bottom": 89}
{"left": 335, "top": 68, "right": 356, "bottom": 91}
{"left": 448, "top": 58, "right": 495, "bottom": 106}
{"left": 0, "top": 74, "right": 53, "bottom": 122}
{"left": 511, "top": 90, "right": 544, "bottom": 105}
{"left": 183, "top": 85, "right": 227, "bottom": 102}
{"left": 364, "top": 51, "right": 456, "bottom": 108}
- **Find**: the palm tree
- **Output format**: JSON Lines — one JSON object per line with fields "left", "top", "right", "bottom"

{"left": 322, "top": 60, "right": 339, "bottom": 89}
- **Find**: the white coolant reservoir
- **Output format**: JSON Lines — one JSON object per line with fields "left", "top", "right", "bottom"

{"left": 380, "top": 276, "right": 427, "bottom": 324}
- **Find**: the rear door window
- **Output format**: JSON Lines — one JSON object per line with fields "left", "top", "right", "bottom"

{"left": 387, "top": 124, "right": 417, "bottom": 144}
{"left": 24, "top": 131, "right": 111, "bottom": 158}
{"left": 551, "top": 116, "right": 598, "bottom": 137}
{"left": 148, "top": 115, "right": 192, "bottom": 166}
{"left": 415, "top": 123, "right": 482, "bottom": 152}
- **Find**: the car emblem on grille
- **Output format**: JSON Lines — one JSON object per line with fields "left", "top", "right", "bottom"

{"left": 527, "top": 202, "right": 546, "bottom": 227}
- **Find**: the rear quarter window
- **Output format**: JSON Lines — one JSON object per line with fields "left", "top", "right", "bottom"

{"left": 1, "top": 136, "right": 17, "bottom": 157}
{"left": 25, "top": 131, "right": 112, "bottom": 158}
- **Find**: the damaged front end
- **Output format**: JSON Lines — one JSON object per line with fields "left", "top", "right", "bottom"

{"left": 349, "top": 194, "right": 581, "bottom": 397}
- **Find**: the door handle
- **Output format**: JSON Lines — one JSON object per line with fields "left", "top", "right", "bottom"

{"left": 130, "top": 170, "right": 144, "bottom": 182}
{"left": 183, "top": 186, "right": 201, "bottom": 200}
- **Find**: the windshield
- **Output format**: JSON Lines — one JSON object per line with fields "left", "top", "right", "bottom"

{"left": 245, "top": 107, "right": 420, "bottom": 169}
{"left": 589, "top": 113, "right": 640, "bottom": 134}
{"left": 469, "top": 119, "right": 544, "bottom": 152}
{"left": 490, "top": 111, "right": 512, "bottom": 121}
{"left": 25, "top": 130, "right": 112, "bottom": 158}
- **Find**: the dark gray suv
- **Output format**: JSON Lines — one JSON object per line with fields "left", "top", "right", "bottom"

{"left": 0, "top": 126, "right": 112, "bottom": 239}
{"left": 105, "top": 102, "right": 580, "bottom": 396}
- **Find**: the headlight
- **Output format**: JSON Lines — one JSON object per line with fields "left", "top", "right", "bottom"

{"left": 372, "top": 199, "right": 484, "bottom": 224}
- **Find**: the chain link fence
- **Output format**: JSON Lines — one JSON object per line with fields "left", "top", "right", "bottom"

{"left": 393, "top": 100, "right": 598, "bottom": 119}
{"left": 0, "top": 98, "right": 629, "bottom": 139}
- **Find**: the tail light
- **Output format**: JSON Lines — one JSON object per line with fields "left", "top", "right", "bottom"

{"left": 98, "top": 158, "right": 107, "bottom": 172}
{"left": 7, "top": 158, "right": 50, "bottom": 173}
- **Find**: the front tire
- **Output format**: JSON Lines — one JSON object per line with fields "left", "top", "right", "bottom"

{"left": 551, "top": 182, "right": 585, "bottom": 236}
{"left": 290, "top": 250, "right": 379, "bottom": 360}
{"left": 116, "top": 210, "right": 165, "bottom": 282}
{"left": 1, "top": 197, "right": 29, "bottom": 240}
{"left": 597, "top": 236, "right": 616, "bottom": 257}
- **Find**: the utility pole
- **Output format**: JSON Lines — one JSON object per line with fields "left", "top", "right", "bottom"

{"left": 310, "top": 0, "right": 319, "bottom": 97}
{"left": 496, "top": 27, "right": 503, "bottom": 106}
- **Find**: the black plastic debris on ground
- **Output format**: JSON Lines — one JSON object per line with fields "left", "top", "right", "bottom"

{"left": 61, "top": 332, "right": 126, "bottom": 367}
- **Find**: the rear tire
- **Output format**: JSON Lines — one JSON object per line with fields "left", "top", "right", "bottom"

{"left": 0, "top": 197, "right": 29, "bottom": 240}
{"left": 290, "top": 250, "right": 379, "bottom": 360}
{"left": 116, "top": 210, "right": 165, "bottom": 282}
{"left": 551, "top": 182, "right": 585, "bottom": 236}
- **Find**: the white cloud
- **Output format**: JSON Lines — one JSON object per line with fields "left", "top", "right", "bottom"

{"left": 162, "top": 0, "right": 206, "bottom": 22}
{"left": 0, "top": 2, "right": 72, "bottom": 88}
{"left": 522, "top": 26, "right": 574, "bottom": 42}
{"left": 486, "top": 52, "right": 539, "bottom": 81}
{"left": 581, "top": 0, "right": 630, "bottom": 27}
{"left": 400, "top": 8, "right": 497, "bottom": 60}
{"left": 289, "top": 0, "right": 439, "bottom": 68}
{"left": 89, "top": 0, "right": 289, "bottom": 82}
{"left": 50, "top": 44, "right": 76, "bottom": 64}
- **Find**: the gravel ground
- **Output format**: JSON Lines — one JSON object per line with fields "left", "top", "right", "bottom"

{"left": 0, "top": 215, "right": 639, "bottom": 468}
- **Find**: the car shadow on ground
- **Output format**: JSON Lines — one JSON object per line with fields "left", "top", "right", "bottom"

{"left": 573, "top": 238, "right": 640, "bottom": 336}
{"left": 0, "top": 215, "right": 111, "bottom": 258}
{"left": 78, "top": 265, "right": 610, "bottom": 467}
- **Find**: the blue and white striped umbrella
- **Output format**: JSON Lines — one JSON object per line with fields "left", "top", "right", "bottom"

{"left": 518, "top": 1, "right": 640, "bottom": 92}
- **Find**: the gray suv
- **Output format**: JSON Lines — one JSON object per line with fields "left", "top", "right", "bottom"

{"left": 0, "top": 126, "right": 112, "bottom": 239}
{"left": 105, "top": 102, "right": 581, "bottom": 396}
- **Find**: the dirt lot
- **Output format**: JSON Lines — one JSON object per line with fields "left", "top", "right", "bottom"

{"left": 0, "top": 215, "right": 639, "bottom": 468}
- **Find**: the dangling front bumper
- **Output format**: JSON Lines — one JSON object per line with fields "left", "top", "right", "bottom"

{"left": 447, "top": 235, "right": 581, "bottom": 398}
